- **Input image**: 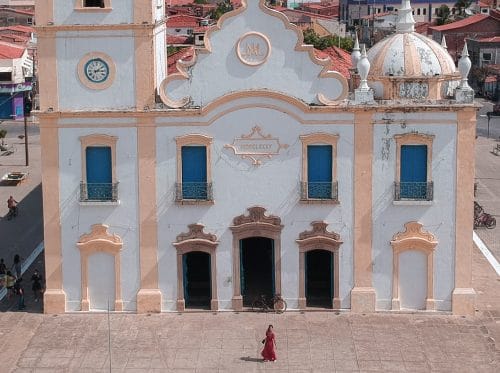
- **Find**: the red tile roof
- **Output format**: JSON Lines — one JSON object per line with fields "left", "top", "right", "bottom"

{"left": 429, "top": 13, "right": 490, "bottom": 31}
{"left": 314, "top": 46, "right": 352, "bottom": 79}
{"left": 167, "top": 34, "right": 191, "bottom": 45}
{"left": 0, "top": 41, "right": 25, "bottom": 59}
{"left": 167, "top": 14, "right": 201, "bottom": 28}
{"left": 167, "top": 46, "right": 194, "bottom": 74}
{"left": 476, "top": 36, "right": 500, "bottom": 43}
{"left": 0, "top": 25, "right": 35, "bottom": 34}
{"left": 0, "top": 7, "right": 34, "bottom": 16}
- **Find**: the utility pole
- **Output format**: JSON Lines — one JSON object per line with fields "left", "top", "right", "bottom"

{"left": 23, "top": 91, "right": 31, "bottom": 167}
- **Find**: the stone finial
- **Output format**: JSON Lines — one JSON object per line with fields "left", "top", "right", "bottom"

{"left": 357, "top": 44, "right": 370, "bottom": 91}
{"left": 396, "top": 0, "right": 416, "bottom": 33}
{"left": 458, "top": 42, "right": 472, "bottom": 89}
{"left": 441, "top": 35, "right": 447, "bottom": 51}
{"left": 351, "top": 32, "right": 361, "bottom": 70}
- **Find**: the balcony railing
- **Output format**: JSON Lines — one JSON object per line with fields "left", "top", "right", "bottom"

{"left": 80, "top": 182, "right": 119, "bottom": 202}
{"left": 175, "top": 182, "right": 213, "bottom": 202}
{"left": 300, "top": 181, "right": 338, "bottom": 201}
{"left": 394, "top": 181, "right": 433, "bottom": 201}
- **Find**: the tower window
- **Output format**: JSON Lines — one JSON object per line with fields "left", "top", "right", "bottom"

{"left": 85, "top": 0, "right": 104, "bottom": 7}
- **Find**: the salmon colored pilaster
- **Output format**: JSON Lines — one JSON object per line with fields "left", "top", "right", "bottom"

{"left": 134, "top": 0, "right": 154, "bottom": 24}
{"left": 41, "top": 122, "right": 66, "bottom": 313}
{"left": 452, "top": 108, "right": 477, "bottom": 316}
{"left": 134, "top": 28, "right": 156, "bottom": 110}
{"left": 136, "top": 120, "right": 162, "bottom": 313}
{"left": 36, "top": 30, "right": 58, "bottom": 111}
{"left": 351, "top": 111, "right": 376, "bottom": 312}
{"left": 35, "top": 0, "right": 54, "bottom": 25}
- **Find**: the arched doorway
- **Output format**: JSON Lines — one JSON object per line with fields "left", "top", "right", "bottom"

{"left": 173, "top": 224, "right": 219, "bottom": 311}
{"left": 240, "top": 237, "right": 274, "bottom": 306}
{"left": 306, "top": 249, "right": 333, "bottom": 308}
{"left": 183, "top": 251, "right": 211, "bottom": 309}
{"left": 230, "top": 207, "right": 283, "bottom": 311}
{"left": 296, "top": 221, "right": 342, "bottom": 310}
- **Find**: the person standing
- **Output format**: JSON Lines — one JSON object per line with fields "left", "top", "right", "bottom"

{"left": 14, "top": 278, "right": 25, "bottom": 310}
{"left": 12, "top": 254, "right": 21, "bottom": 279}
{"left": 0, "top": 258, "right": 6, "bottom": 275}
{"left": 5, "top": 271, "right": 16, "bottom": 299}
{"left": 7, "top": 196, "right": 18, "bottom": 218}
{"left": 31, "top": 269, "right": 43, "bottom": 302}
{"left": 261, "top": 324, "right": 277, "bottom": 362}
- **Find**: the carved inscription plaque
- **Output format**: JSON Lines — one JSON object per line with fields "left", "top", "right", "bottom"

{"left": 225, "top": 126, "right": 289, "bottom": 165}
{"left": 236, "top": 32, "right": 271, "bottom": 66}
{"left": 399, "top": 82, "right": 429, "bottom": 99}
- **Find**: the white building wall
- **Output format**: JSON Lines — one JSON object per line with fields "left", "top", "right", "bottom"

{"left": 56, "top": 31, "right": 136, "bottom": 111}
{"left": 59, "top": 126, "right": 140, "bottom": 311}
{"left": 156, "top": 103, "right": 355, "bottom": 310}
{"left": 372, "top": 115, "right": 457, "bottom": 311}
{"left": 54, "top": 0, "right": 134, "bottom": 25}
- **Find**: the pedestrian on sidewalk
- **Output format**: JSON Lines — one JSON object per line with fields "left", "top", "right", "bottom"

{"left": 0, "top": 258, "right": 6, "bottom": 275}
{"left": 14, "top": 278, "right": 25, "bottom": 310}
{"left": 12, "top": 254, "right": 21, "bottom": 279}
{"left": 31, "top": 269, "right": 42, "bottom": 302}
{"left": 5, "top": 271, "right": 15, "bottom": 299}
{"left": 261, "top": 324, "right": 277, "bottom": 362}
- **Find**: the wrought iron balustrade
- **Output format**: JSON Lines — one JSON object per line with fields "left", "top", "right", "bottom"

{"left": 80, "top": 182, "right": 119, "bottom": 202}
{"left": 300, "top": 181, "right": 338, "bottom": 201}
{"left": 394, "top": 181, "right": 433, "bottom": 201}
{"left": 175, "top": 182, "right": 213, "bottom": 201}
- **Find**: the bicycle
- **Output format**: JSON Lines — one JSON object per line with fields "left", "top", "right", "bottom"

{"left": 474, "top": 201, "right": 496, "bottom": 229}
{"left": 251, "top": 294, "right": 287, "bottom": 314}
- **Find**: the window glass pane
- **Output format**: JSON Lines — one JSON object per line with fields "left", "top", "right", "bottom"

{"left": 181, "top": 146, "right": 207, "bottom": 199}
{"left": 307, "top": 145, "right": 332, "bottom": 199}
{"left": 86, "top": 146, "right": 112, "bottom": 200}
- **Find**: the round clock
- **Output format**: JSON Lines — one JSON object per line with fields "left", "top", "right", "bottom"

{"left": 77, "top": 52, "right": 115, "bottom": 90}
{"left": 84, "top": 58, "right": 109, "bottom": 83}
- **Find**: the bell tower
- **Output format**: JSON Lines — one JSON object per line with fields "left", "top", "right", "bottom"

{"left": 35, "top": 0, "right": 166, "bottom": 112}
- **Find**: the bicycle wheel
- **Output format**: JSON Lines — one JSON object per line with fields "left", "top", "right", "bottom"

{"left": 251, "top": 299, "right": 264, "bottom": 312}
{"left": 486, "top": 217, "right": 496, "bottom": 229}
{"left": 273, "top": 297, "right": 287, "bottom": 313}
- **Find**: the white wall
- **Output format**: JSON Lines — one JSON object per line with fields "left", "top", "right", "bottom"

{"left": 59, "top": 126, "right": 140, "bottom": 311}
{"left": 56, "top": 31, "right": 136, "bottom": 111}
{"left": 372, "top": 113, "right": 457, "bottom": 311}
{"left": 54, "top": 0, "right": 134, "bottom": 25}
{"left": 156, "top": 98, "right": 355, "bottom": 310}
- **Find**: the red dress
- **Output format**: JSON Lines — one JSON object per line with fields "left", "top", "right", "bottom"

{"left": 261, "top": 331, "right": 276, "bottom": 361}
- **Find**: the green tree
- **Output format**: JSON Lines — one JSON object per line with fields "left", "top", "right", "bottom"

{"left": 436, "top": 5, "right": 451, "bottom": 26}
{"left": 303, "top": 29, "right": 354, "bottom": 52}
{"left": 454, "top": 0, "right": 472, "bottom": 17}
{"left": 210, "top": 0, "right": 233, "bottom": 20}
{"left": 194, "top": 0, "right": 208, "bottom": 4}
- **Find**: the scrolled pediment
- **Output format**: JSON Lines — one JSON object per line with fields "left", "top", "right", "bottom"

{"left": 390, "top": 221, "right": 438, "bottom": 253}
{"left": 296, "top": 221, "right": 343, "bottom": 252}
{"left": 232, "top": 206, "right": 281, "bottom": 227}
{"left": 77, "top": 224, "right": 123, "bottom": 254}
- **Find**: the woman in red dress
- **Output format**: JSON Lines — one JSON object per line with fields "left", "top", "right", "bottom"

{"left": 261, "top": 324, "right": 277, "bottom": 362}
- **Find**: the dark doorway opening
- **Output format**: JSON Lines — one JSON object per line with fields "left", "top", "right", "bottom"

{"left": 306, "top": 250, "right": 333, "bottom": 308}
{"left": 183, "top": 252, "right": 211, "bottom": 309}
{"left": 240, "top": 237, "right": 274, "bottom": 306}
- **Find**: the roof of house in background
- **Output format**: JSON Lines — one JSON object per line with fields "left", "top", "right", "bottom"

{"left": 167, "top": 14, "right": 202, "bottom": 28}
{"left": 167, "top": 34, "right": 191, "bottom": 44}
{"left": 429, "top": 10, "right": 500, "bottom": 31}
{"left": 167, "top": 46, "right": 194, "bottom": 74}
{"left": 314, "top": 46, "right": 352, "bottom": 79}
{"left": 0, "top": 41, "right": 25, "bottom": 59}
{"left": 0, "top": 7, "right": 34, "bottom": 16}
{"left": 475, "top": 36, "right": 500, "bottom": 43}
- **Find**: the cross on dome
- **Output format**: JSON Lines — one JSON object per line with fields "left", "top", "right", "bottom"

{"left": 396, "top": 0, "right": 416, "bottom": 33}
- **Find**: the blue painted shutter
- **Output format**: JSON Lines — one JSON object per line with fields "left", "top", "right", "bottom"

{"left": 308, "top": 145, "right": 332, "bottom": 198}
{"left": 182, "top": 146, "right": 207, "bottom": 199}
{"left": 86, "top": 146, "right": 112, "bottom": 200}
{"left": 401, "top": 145, "right": 427, "bottom": 199}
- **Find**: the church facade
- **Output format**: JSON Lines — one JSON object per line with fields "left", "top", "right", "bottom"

{"left": 36, "top": 0, "right": 477, "bottom": 315}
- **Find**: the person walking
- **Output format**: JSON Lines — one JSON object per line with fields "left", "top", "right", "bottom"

{"left": 31, "top": 269, "right": 43, "bottom": 302}
{"left": 0, "top": 258, "right": 6, "bottom": 275}
{"left": 12, "top": 254, "right": 21, "bottom": 279}
{"left": 5, "top": 271, "right": 16, "bottom": 299}
{"left": 261, "top": 324, "right": 277, "bottom": 362}
{"left": 7, "top": 196, "right": 18, "bottom": 219}
{"left": 14, "top": 278, "right": 25, "bottom": 310}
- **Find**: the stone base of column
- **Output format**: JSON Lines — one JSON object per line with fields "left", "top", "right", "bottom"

{"left": 176, "top": 299, "right": 185, "bottom": 312}
{"left": 210, "top": 299, "right": 218, "bottom": 311}
{"left": 232, "top": 296, "right": 243, "bottom": 311}
{"left": 298, "top": 297, "right": 306, "bottom": 309}
{"left": 115, "top": 299, "right": 124, "bottom": 312}
{"left": 137, "top": 289, "right": 162, "bottom": 313}
{"left": 333, "top": 297, "right": 341, "bottom": 309}
{"left": 351, "top": 287, "right": 376, "bottom": 313}
{"left": 452, "top": 288, "right": 476, "bottom": 316}
{"left": 391, "top": 298, "right": 400, "bottom": 310}
{"left": 425, "top": 298, "right": 436, "bottom": 311}
{"left": 81, "top": 299, "right": 89, "bottom": 312}
{"left": 43, "top": 289, "right": 66, "bottom": 314}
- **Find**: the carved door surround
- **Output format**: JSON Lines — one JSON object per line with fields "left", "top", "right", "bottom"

{"left": 390, "top": 221, "right": 438, "bottom": 311}
{"left": 173, "top": 224, "right": 219, "bottom": 311}
{"left": 296, "top": 221, "right": 343, "bottom": 309}
{"left": 76, "top": 224, "right": 123, "bottom": 311}
{"left": 230, "top": 206, "right": 283, "bottom": 311}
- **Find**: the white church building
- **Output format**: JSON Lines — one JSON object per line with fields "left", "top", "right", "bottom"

{"left": 36, "top": 0, "right": 477, "bottom": 315}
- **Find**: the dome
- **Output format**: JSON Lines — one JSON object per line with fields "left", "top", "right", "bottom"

{"left": 367, "top": 0, "right": 456, "bottom": 77}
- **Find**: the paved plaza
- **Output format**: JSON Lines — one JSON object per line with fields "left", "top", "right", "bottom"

{"left": 1, "top": 104, "right": 500, "bottom": 372}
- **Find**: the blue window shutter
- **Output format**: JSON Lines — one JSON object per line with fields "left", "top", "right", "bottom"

{"left": 86, "top": 146, "right": 112, "bottom": 200}
{"left": 307, "top": 145, "right": 332, "bottom": 198}
{"left": 400, "top": 145, "right": 428, "bottom": 199}
{"left": 181, "top": 146, "right": 207, "bottom": 199}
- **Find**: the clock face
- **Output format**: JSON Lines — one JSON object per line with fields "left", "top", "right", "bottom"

{"left": 84, "top": 58, "right": 110, "bottom": 83}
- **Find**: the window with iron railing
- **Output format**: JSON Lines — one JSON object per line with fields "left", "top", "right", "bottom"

{"left": 175, "top": 182, "right": 213, "bottom": 202}
{"left": 394, "top": 181, "right": 433, "bottom": 201}
{"left": 80, "top": 181, "right": 119, "bottom": 202}
{"left": 300, "top": 181, "right": 339, "bottom": 201}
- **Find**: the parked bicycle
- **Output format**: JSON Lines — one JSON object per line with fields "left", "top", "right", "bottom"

{"left": 251, "top": 294, "right": 287, "bottom": 313}
{"left": 474, "top": 201, "right": 496, "bottom": 229}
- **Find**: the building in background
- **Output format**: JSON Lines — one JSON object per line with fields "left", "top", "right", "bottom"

{"left": 36, "top": 0, "right": 476, "bottom": 316}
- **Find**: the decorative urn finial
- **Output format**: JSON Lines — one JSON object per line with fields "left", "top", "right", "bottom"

{"left": 441, "top": 35, "right": 448, "bottom": 51}
{"left": 396, "top": 0, "right": 416, "bottom": 33}
{"left": 458, "top": 42, "right": 472, "bottom": 89}
{"left": 351, "top": 32, "right": 361, "bottom": 70}
{"left": 357, "top": 44, "right": 370, "bottom": 91}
